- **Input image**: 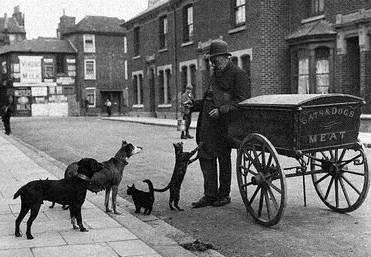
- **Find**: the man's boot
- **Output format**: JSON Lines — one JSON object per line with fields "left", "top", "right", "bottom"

{"left": 181, "top": 131, "right": 187, "bottom": 139}
{"left": 186, "top": 130, "right": 193, "bottom": 139}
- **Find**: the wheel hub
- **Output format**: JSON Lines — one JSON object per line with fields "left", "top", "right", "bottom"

{"left": 322, "top": 160, "right": 343, "bottom": 177}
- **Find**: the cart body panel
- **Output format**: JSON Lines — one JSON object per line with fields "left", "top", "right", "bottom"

{"left": 228, "top": 94, "right": 364, "bottom": 154}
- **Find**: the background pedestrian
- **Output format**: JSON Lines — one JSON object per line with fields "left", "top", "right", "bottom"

{"left": 1, "top": 101, "right": 13, "bottom": 135}
{"left": 104, "top": 99, "right": 112, "bottom": 116}
{"left": 180, "top": 84, "right": 194, "bottom": 139}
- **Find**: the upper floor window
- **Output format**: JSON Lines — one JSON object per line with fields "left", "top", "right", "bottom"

{"left": 134, "top": 27, "right": 140, "bottom": 56}
{"left": 43, "top": 58, "right": 54, "bottom": 78}
{"left": 56, "top": 54, "right": 65, "bottom": 74}
{"left": 83, "top": 34, "right": 95, "bottom": 53}
{"left": 84, "top": 58, "right": 96, "bottom": 80}
{"left": 311, "top": 0, "right": 324, "bottom": 15}
{"left": 124, "top": 36, "right": 127, "bottom": 53}
{"left": 159, "top": 16, "right": 168, "bottom": 49}
{"left": 183, "top": 5, "right": 193, "bottom": 43}
{"left": 234, "top": 0, "right": 246, "bottom": 27}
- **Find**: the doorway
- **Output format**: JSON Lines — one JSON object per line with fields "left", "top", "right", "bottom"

{"left": 346, "top": 37, "right": 360, "bottom": 96}
{"left": 149, "top": 68, "right": 156, "bottom": 114}
{"left": 101, "top": 91, "right": 121, "bottom": 115}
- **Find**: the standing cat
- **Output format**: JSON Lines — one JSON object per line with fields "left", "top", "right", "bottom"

{"left": 153, "top": 142, "right": 202, "bottom": 211}
{"left": 127, "top": 179, "right": 154, "bottom": 215}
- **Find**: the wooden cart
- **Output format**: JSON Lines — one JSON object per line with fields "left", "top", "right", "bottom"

{"left": 228, "top": 94, "right": 370, "bottom": 226}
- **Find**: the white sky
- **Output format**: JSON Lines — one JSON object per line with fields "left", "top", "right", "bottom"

{"left": 0, "top": 0, "right": 148, "bottom": 39}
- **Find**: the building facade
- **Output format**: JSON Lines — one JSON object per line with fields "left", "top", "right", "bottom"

{"left": 0, "top": 38, "right": 77, "bottom": 116}
{"left": 122, "top": 0, "right": 371, "bottom": 117}
{"left": 0, "top": 6, "right": 26, "bottom": 47}
{"left": 58, "top": 15, "right": 128, "bottom": 116}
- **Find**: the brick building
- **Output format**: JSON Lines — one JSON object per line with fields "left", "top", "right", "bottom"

{"left": 0, "top": 38, "right": 77, "bottom": 116}
{"left": 122, "top": 0, "right": 371, "bottom": 117}
{"left": 57, "top": 15, "right": 128, "bottom": 115}
{"left": 0, "top": 6, "right": 26, "bottom": 47}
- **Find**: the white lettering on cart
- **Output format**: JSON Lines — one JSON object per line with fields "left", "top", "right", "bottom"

{"left": 301, "top": 107, "right": 355, "bottom": 125}
{"left": 308, "top": 131, "right": 346, "bottom": 144}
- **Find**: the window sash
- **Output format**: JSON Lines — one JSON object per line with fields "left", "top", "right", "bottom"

{"left": 134, "top": 28, "right": 140, "bottom": 56}
{"left": 86, "top": 88, "right": 96, "bottom": 107}
{"left": 183, "top": 6, "right": 193, "bottom": 42}
{"left": 298, "top": 57, "right": 309, "bottom": 94}
{"left": 235, "top": 0, "right": 246, "bottom": 26}
{"left": 312, "top": 0, "right": 324, "bottom": 15}
{"left": 44, "top": 63, "right": 54, "bottom": 78}
{"left": 83, "top": 34, "right": 95, "bottom": 53}
{"left": 84, "top": 59, "right": 96, "bottom": 80}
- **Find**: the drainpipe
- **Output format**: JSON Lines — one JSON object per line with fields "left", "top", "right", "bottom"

{"left": 172, "top": 3, "right": 179, "bottom": 120}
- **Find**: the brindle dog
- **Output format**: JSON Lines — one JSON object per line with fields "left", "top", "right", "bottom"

{"left": 89, "top": 140, "right": 142, "bottom": 214}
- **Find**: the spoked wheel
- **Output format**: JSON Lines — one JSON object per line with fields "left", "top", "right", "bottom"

{"left": 310, "top": 143, "right": 370, "bottom": 213}
{"left": 236, "top": 133, "right": 287, "bottom": 226}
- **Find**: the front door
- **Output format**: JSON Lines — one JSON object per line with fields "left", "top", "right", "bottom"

{"left": 101, "top": 91, "right": 121, "bottom": 115}
{"left": 149, "top": 68, "right": 156, "bottom": 114}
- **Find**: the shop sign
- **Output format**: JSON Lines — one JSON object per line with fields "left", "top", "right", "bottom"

{"left": 19, "top": 56, "right": 42, "bottom": 83}
{"left": 31, "top": 86, "right": 48, "bottom": 97}
{"left": 57, "top": 77, "right": 75, "bottom": 85}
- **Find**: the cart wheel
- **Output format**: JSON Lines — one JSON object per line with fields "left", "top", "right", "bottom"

{"left": 310, "top": 143, "right": 370, "bottom": 213}
{"left": 236, "top": 133, "right": 287, "bottom": 226}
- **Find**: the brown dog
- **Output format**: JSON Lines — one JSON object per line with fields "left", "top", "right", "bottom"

{"left": 89, "top": 140, "right": 142, "bottom": 214}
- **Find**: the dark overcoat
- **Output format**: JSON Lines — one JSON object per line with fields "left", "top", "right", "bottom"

{"left": 192, "top": 61, "right": 250, "bottom": 159}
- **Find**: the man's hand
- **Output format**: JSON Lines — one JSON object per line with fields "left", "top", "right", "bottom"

{"left": 208, "top": 108, "right": 220, "bottom": 118}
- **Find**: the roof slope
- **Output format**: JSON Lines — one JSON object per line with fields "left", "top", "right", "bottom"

{"left": 0, "top": 17, "right": 25, "bottom": 33}
{"left": 287, "top": 19, "right": 336, "bottom": 41}
{"left": 64, "top": 16, "right": 125, "bottom": 34}
{"left": 0, "top": 38, "right": 76, "bottom": 55}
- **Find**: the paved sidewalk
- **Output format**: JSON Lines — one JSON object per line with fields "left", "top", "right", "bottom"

{"left": 102, "top": 116, "right": 371, "bottom": 148}
{"left": 0, "top": 133, "right": 198, "bottom": 257}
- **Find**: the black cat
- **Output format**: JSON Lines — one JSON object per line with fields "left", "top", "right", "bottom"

{"left": 153, "top": 142, "right": 201, "bottom": 211}
{"left": 127, "top": 179, "right": 154, "bottom": 215}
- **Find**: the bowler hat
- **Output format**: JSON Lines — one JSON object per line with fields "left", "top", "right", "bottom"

{"left": 208, "top": 39, "right": 231, "bottom": 59}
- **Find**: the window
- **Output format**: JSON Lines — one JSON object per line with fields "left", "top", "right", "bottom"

{"left": 133, "top": 72, "right": 143, "bottom": 105}
{"left": 183, "top": 5, "right": 193, "bottom": 42}
{"left": 315, "top": 47, "right": 329, "bottom": 94}
{"left": 44, "top": 63, "right": 54, "bottom": 78}
{"left": 158, "top": 69, "right": 171, "bottom": 105}
{"left": 134, "top": 27, "right": 140, "bottom": 56}
{"left": 84, "top": 59, "right": 96, "bottom": 80}
{"left": 124, "top": 60, "right": 128, "bottom": 80}
{"left": 159, "top": 16, "right": 168, "bottom": 49}
{"left": 56, "top": 54, "right": 65, "bottom": 74}
{"left": 234, "top": 0, "right": 246, "bottom": 26}
{"left": 83, "top": 34, "right": 95, "bottom": 53}
{"left": 298, "top": 51, "right": 309, "bottom": 94}
{"left": 86, "top": 88, "right": 96, "bottom": 107}
{"left": 311, "top": 0, "right": 324, "bottom": 15}
{"left": 124, "top": 36, "right": 127, "bottom": 53}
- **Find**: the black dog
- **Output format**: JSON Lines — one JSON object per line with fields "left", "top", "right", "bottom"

{"left": 13, "top": 158, "right": 101, "bottom": 240}
{"left": 50, "top": 158, "right": 103, "bottom": 209}
{"left": 89, "top": 140, "right": 142, "bottom": 214}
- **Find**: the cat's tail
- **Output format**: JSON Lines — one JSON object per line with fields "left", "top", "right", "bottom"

{"left": 143, "top": 179, "right": 155, "bottom": 197}
{"left": 152, "top": 184, "right": 170, "bottom": 192}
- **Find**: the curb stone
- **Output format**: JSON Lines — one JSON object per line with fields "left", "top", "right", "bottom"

{"left": 7, "top": 135, "right": 225, "bottom": 257}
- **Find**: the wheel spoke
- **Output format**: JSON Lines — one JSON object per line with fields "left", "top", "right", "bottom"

{"left": 321, "top": 151, "right": 329, "bottom": 160}
{"left": 241, "top": 182, "right": 253, "bottom": 188}
{"left": 269, "top": 182, "right": 282, "bottom": 194}
{"left": 258, "top": 188, "right": 264, "bottom": 218}
{"left": 265, "top": 189, "right": 272, "bottom": 220}
{"left": 335, "top": 178, "right": 339, "bottom": 208}
{"left": 261, "top": 146, "right": 266, "bottom": 167}
{"left": 339, "top": 177, "right": 351, "bottom": 207}
{"left": 341, "top": 175, "right": 361, "bottom": 195}
{"left": 248, "top": 185, "right": 261, "bottom": 206}
{"left": 338, "top": 148, "right": 346, "bottom": 162}
{"left": 267, "top": 187, "right": 279, "bottom": 210}
{"left": 325, "top": 176, "right": 334, "bottom": 200}
{"left": 314, "top": 173, "right": 330, "bottom": 186}
{"left": 267, "top": 154, "right": 273, "bottom": 167}
{"left": 239, "top": 164, "right": 257, "bottom": 176}
{"left": 330, "top": 150, "right": 334, "bottom": 160}
{"left": 342, "top": 169, "right": 365, "bottom": 176}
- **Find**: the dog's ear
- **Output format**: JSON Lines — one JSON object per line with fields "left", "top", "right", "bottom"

{"left": 122, "top": 140, "right": 127, "bottom": 146}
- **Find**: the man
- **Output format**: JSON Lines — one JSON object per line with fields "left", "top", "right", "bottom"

{"left": 191, "top": 39, "right": 250, "bottom": 208}
{"left": 180, "top": 84, "right": 194, "bottom": 139}
{"left": 1, "top": 101, "right": 13, "bottom": 135}
{"left": 104, "top": 99, "right": 112, "bottom": 116}
{"left": 84, "top": 98, "right": 89, "bottom": 116}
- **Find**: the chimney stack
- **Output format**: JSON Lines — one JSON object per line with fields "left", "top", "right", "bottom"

{"left": 12, "top": 6, "right": 24, "bottom": 27}
{"left": 57, "top": 13, "right": 76, "bottom": 39}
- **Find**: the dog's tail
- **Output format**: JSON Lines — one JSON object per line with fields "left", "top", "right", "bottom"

{"left": 13, "top": 187, "right": 23, "bottom": 199}
{"left": 143, "top": 179, "right": 154, "bottom": 197}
